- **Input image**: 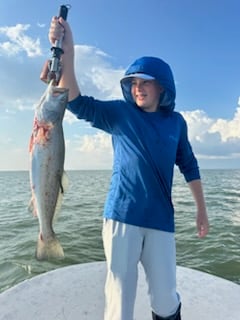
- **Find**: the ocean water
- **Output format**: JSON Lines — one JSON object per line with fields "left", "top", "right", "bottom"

{"left": 0, "top": 169, "right": 239, "bottom": 293}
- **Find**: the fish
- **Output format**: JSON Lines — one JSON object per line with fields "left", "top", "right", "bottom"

{"left": 29, "top": 81, "right": 69, "bottom": 261}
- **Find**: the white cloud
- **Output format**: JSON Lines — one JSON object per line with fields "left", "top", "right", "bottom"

{"left": 209, "top": 107, "right": 240, "bottom": 142}
{"left": 181, "top": 107, "right": 240, "bottom": 164}
{"left": 180, "top": 110, "right": 214, "bottom": 142}
{"left": 0, "top": 24, "right": 46, "bottom": 113}
{"left": 64, "top": 110, "right": 79, "bottom": 124}
{"left": 65, "top": 131, "right": 113, "bottom": 170}
{"left": 0, "top": 142, "right": 29, "bottom": 171}
{"left": 37, "top": 23, "right": 45, "bottom": 28}
{"left": 71, "top": 45, "right": 239, "bottom": 167}
{"left": 74, "top": 44, "right": 123, "bottom": 99}
{"left": 0, "top": 24, "right": 42, "bottom": 57}
{"left": 0, "top": 32, "right": 239, "bottom": 170}
{"left": 62, "top": 106, "right": 240, "bottom": 170}
{"left": 77, "top": 131, "right": 112, "bottom": 153}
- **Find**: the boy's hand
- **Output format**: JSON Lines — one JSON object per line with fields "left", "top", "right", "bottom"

{"left": 196, "top": 210, "right": 209, "bottom": 238}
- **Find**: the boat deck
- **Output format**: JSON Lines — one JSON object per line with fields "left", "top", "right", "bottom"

{"left": 0, "top": 261, "right": 239, "bottom": 319}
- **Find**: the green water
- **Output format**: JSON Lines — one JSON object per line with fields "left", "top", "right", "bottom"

{"left": 0, "top": 169, "right": 239, "bottom": 293}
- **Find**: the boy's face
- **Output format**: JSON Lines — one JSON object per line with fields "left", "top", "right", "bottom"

{"left": 131, "top": 78, "right": 164, "bottom": 112}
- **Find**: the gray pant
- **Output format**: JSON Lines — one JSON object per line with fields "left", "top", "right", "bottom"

{"left": 102, "top": 219, "right": 180, "bottom": 320}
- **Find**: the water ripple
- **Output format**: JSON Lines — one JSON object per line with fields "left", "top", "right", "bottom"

{"left": 0, "top": 169, "right": 239, "bottom": 293}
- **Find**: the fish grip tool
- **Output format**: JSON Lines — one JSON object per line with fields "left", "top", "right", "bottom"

{"left": 40, "top": 4, "right": 71, "bottom": 86}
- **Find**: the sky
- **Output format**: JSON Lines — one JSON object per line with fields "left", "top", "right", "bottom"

{"left": 0, "top": 0, "right": 240, "bottom": 170}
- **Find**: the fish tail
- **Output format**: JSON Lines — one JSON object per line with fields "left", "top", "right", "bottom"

{"left": 36, "top": 235, "right": 64, "bottom": 261}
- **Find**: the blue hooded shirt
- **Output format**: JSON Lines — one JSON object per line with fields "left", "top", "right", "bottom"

{"left": 67, "top": 56, "right": 200, "bottom": 232}
{"left": 121, "top": 56, "right": 176, "bottom": 112}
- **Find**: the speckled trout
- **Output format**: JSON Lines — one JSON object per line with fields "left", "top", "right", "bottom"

{"left": 29, "top": 82, "right": 68, "bottom": 261}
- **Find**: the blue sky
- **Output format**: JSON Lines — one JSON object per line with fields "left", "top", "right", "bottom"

{"left": 0, "top": 0, "right": 239, "bottom": 170}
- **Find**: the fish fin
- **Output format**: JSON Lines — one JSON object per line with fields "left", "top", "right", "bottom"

{"left": 28, "top": 197, "right": 34, "bottom": 214}
{"left": 36, "top": 235, "right": 64, "bottom": 261}
{"left": 54, "top": 171, "right": 69, "bottom": 221}
{"left": 28, "top": 196, "right": 37, "bottom": 217}
{"left": 61, "top": 171, "right": 69, "bottom": 194}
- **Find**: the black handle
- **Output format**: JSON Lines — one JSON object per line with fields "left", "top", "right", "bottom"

{"left": 58, "top": 5, "right": 70, "bottom": 20}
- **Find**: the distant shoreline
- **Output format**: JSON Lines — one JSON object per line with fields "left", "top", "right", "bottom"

{"left": 0, "top": 168, "right": 239, "bottom": 173}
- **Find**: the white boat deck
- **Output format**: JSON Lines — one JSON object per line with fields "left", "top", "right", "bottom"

{"left": 0, "top": 261, "right": 239, "bottom": 320}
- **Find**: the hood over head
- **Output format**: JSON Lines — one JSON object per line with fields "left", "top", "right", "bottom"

{"left": 120, "top": 56, "right": 176, "bottom": 111}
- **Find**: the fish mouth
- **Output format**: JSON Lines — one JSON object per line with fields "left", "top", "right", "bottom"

{"left": 49, "top": 79, "right": 69, "bottom": 93}
{"left": 52, "top": 86, "right": 68, "bottom": 92}
{"left": 49, "top": 82, "right": 69, "bottom": 96}
{"left": 52, "top": 87, "right": 68, "bottom": 96}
